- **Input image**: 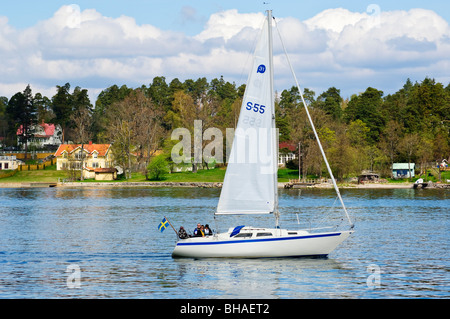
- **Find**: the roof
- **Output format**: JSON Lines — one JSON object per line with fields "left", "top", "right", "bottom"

{"left": 54, "top": 144, "right": 111, "bottom": 157}
{"left": 17, "top": 122, "right": 57, "bottom": 137}
{"left": 85, "top": 167, "right": 117, "bottom": 173}
{"left": 279, "top": 142, "right": 297, "bottom": 152}
{"left": 94, "top": 168, "right": 117, "bottom": 173}
{"left": 40, "top": 123, "right": 56, "bottom": 136}
{"left": 392, "top": 163, "right": 415, "bottom": 170}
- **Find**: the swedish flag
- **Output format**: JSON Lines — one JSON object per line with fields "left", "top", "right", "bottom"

{"left": 158, "top": 217, "right": 169, "bottom": 233}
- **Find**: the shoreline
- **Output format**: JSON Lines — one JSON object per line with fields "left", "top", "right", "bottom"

{"left": 0, "top": 181, "right": 421, "bottom": 189}
{"left": 1, "top": 180, "right": 448, "bottom": 189}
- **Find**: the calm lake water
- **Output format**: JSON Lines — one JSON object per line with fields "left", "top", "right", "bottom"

{"left": 0, "top": 186, "right": 448, "bottom": 299}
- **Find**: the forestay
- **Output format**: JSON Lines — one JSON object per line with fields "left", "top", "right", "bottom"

{"left": 216, "top": 14, "right": 277, "bottom": 215}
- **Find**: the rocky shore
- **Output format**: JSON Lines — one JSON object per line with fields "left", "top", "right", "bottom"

{"left": 1, "top": 181, "right": 448, "bottom": 189}
{"left": 59, "top": 181, "right": 224, "bottom": 188}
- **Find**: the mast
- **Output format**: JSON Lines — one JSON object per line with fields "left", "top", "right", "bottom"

{"left": 267, "top": 10, "right": 280, "bottom": 227}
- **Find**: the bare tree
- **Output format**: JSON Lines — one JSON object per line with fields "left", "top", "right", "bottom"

{"left": 399, "top": 133, "right": 420, "bottom": 181}
{"left": 70, "top": 107, "right": 92, "bottom": 180}
{"left": 106, "top": 90, "right": 164, "bottom": 179}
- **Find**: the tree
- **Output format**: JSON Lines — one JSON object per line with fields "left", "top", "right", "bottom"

{"left": 146, "top": 154, "right": 169, "bottom": 180}
{"left": 398, "top": 133, "right": 420, "bottom": 181}
{"left": 316, "top": 87, "right": 343, "bottom": 120}
{"left": 347, "top": 119, "right": 370, "bottom": 147}
{"left": 51, "top": 83, "right": 73, "bottom": 143}
{"left": 147, "top": 76, "right": 171, "bottom": 111}
{"left": 70, "top": 106, "right": 93, "bottom": 180}
{"left": 7, "top": 85, "right": 37, "bottom": 159}
{"left": 379, "top": 120, "right": 403, "bottom": 177}
{"left": 105, "top": 89, "right": 164, "bottom": 179}
{"left": 327, "top": 128, "right": 355, "bottom": 180}
{"left": 34, "top": 93, "right": 53, "bottom": 123}
{"left": 405, "top": 77, "right": 447, "bottom": 135}
{"left": 0, "top": 96, "right": 9, "bottom": 145}
{"left": 92, "top": 84, "right": 132, "bottom": 142}
{"left": 344, "top": 87, "right": 385, "bottom": 143}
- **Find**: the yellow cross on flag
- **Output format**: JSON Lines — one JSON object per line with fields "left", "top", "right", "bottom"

{"left": 158, "top": 217, "right": 169, "bottom": 232}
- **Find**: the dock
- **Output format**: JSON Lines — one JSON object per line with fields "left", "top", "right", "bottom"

{"left": 284, "top": 179, "right": 323, "bottom": 189}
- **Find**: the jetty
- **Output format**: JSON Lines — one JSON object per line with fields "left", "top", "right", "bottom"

{"left": 284, "top": 179, "right": 324, "bottom": 189}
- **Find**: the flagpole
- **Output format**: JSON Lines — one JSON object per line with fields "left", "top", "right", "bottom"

{"left": 164, "top": 216, "right": 178, "bottom": 236}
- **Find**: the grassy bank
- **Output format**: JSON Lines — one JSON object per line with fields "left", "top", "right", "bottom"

{"left": 1, "top": 165, "right": 448, "bottom": 185}
{"left": 0, "top": 166, "right": 299, "bottom": 184}
{"left": 0, "top": 165, "right": 66, "bottom": 183}
{"left": 116, "top": 167, "right": 299, "bottom": 183}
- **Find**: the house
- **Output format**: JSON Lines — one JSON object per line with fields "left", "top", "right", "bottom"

{"left": 54, "top": 143, "right": 114, "bottom": 178}
{"left": 358, "top": 170, "right": 380, "bottom": 183}
{"left": 83, "top": 167, "right": 118, "bottom": 181}
{"left": 278, "top": 142, "right": 297, "bottom": 167}
{"left": 17, "top": 121, "right": 62, "bottom": 150}
{"left": 0, "top": 156, "right": 19, "bottom": 170}
{"left": 392, "top": 163, "right": 415, "bottom": 179}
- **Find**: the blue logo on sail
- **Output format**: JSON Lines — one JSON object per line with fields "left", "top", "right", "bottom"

{"left": 257, "top": 64, "right": 266, "bottom": 74}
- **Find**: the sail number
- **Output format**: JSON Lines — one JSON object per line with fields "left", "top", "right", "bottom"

{"left": 246, "top": 101, "right": 266, "bottom": 114}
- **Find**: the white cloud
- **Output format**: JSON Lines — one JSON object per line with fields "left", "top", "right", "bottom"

{"left": 195, "top": 9, "right": 264, "bottom": 42}
{"left": 0, "top": 6, "right": 449, "bottom": 101}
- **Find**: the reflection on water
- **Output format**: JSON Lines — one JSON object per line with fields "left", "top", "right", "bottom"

{"left": 0, "top": 187, "right": 448, "bottom": 298}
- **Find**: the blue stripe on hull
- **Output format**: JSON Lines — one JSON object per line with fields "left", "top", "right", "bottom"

{"left": 176, "top": 232, "right": 342, "bottom": 246}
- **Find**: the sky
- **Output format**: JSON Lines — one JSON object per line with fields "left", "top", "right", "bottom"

{"left": 1, "top": 0, "right": 449, "bottom": 102}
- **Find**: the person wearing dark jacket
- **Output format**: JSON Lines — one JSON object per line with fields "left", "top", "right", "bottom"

{"left": 178, "top": 226, "right": 189, "bottom": 239}
{"left": 193, "top": 223, "right": 204, "bottom": 237}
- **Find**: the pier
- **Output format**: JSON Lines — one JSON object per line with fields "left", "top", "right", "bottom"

{"left": 284, "top": 179, "right": 324, "bottom": 189}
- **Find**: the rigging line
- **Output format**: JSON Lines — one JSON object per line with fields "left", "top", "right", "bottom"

{"left": 273, "top": 18, "right": 354, "bottom": 229}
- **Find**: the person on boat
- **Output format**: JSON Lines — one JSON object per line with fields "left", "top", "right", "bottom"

{"left": 178, "top": 226, "right": 189, "bottom": 239}
{"left": 193, "top": 223, "right": 204, "bottom": 237}
{"left": 204, "top": 224, "right": 212, "bottom": 236}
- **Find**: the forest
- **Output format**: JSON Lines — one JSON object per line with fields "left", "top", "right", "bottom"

{"left": 0, "top": 76, "right": 449, "bottom": 180}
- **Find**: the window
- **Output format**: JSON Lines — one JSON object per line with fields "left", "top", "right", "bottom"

{"left": 234, "top": 233, "right": 253, "bottom": 238}
{"left": 4, "top": 163, "right": 8, "bottom": 169}
{"left": 256, "top": 232, "right": 273, "bottom": 237}
{"left": 70, "top": 162, "right": 81, "bottom": 170}
{"left": 93, "top": 152, "right": 98, "bottom": 159}
{"left": 288, "top": 232, "right": 298, "bottom": 235}
{"left": 92, "top": 162, "right": 99, "bottom": 168}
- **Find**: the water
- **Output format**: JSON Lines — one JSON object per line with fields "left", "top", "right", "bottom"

{"left": 0, "top": 186, "right": 448, "bottom": 299}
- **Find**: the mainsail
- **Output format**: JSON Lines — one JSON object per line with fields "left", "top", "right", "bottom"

{"left": 216, "top": 13, "right": 278, "bottom": 215}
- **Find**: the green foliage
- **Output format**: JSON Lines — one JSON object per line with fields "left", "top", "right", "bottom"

{"left": 1, "top": 77, "right": 449, "bottom": 181}
{"left": 147, "top": 154, "right": 169, "bottom": 180}
{"left": 316, "top": 87, "right": 343, "bottom": 120}
{"left": 344, "top": 87, "right": 385, "bottom": 143}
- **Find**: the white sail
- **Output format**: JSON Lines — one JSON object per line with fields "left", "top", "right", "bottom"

{"left": 216, "top": 14, "right": 277, "bottom": 215}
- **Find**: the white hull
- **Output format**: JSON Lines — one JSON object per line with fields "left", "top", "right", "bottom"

{"left": 172, "top": 227, "right": 353, "bottom": 258}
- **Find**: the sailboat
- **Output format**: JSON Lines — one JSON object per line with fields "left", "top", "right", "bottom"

{"left": 172, "top": 10, "right": 354, "bottom": 258}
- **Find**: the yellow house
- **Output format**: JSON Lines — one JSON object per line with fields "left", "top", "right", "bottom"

{"left": 54, "top": 143, "right": 115, "bottom": 180}
{"left": 83, "top": 167, "right": 118, "bottom": 181}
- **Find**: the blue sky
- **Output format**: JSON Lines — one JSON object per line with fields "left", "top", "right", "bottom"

{"left": 1, "top": 1, "right": 449, "bottom": 100}
{"left": 2, "top": 1, "right": 449, "bottom": 29}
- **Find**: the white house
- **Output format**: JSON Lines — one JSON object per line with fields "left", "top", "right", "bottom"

{"left": 278, "top": 142, "right": 297, "bottom": 167}
{"left": 392, "top": 163, "right": 415, "bottom": 179}
{"left": 17, "top": 121, "right": 62, "bottom": 149}
{"left": 0, "top": 156, "right": 19, "bottom": 170}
